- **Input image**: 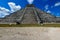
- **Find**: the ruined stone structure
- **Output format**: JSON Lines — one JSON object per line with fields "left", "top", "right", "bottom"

{"left": 0, "top": 4, "right": 60, "bottom": 24}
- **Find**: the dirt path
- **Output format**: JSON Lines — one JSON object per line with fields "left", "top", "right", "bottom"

{"left": 0, "top": 27, "right": 60, "bottom": 40}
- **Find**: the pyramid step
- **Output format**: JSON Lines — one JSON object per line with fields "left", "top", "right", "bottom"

{"left": 21, "top": 7, "right": 37, "bottom": 24}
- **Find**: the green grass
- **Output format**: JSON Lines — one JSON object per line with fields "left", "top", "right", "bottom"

{"left": 0, "top": 24, "right": 60, "bottom": 27}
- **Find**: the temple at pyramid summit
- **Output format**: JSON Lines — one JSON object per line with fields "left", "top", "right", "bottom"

{"left": 0, "top": 4, "right": 60, "bottom": 24}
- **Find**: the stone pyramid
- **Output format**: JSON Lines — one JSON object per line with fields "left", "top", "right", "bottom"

{"left": 0, "top": 4, "right": 58, "bottom": 24}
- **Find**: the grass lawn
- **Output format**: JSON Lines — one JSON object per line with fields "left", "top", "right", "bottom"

{"left": 0, "top": 23, "right": 60, "bottom": 27}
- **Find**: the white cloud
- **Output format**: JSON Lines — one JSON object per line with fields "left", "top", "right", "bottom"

{"left": 44, "top": 5, "right": 51, "bottom": 13}
{"left": 27, "top": 0, "right": 34, "bottom": 4}
{"left": 45, "top": 5, "right": 49, "bottom": 10}
{"left": 8, "top": 2, "right": 21, "bottom": 12}
{"left": 47, "top": 10, "right": 51, "bottom": 13}
{"left": 0, "top": 7, "right": 10, "bottom": 18}
{"left": 55, "top": 2, "right": 60, "bottom": 6}
{"left": 50, "top": 2, "right": 60, "bottom": 8}
{"left": 0, "top": 2, "right": 21, "bottom": 18}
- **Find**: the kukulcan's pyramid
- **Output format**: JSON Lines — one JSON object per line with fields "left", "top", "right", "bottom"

{"left": 0, "top": 4, "right": 60, "bottom": 24}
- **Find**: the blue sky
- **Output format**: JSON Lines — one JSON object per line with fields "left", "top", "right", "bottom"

{"left": 0, "top": 0, "right": 60, "bottom": 18}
